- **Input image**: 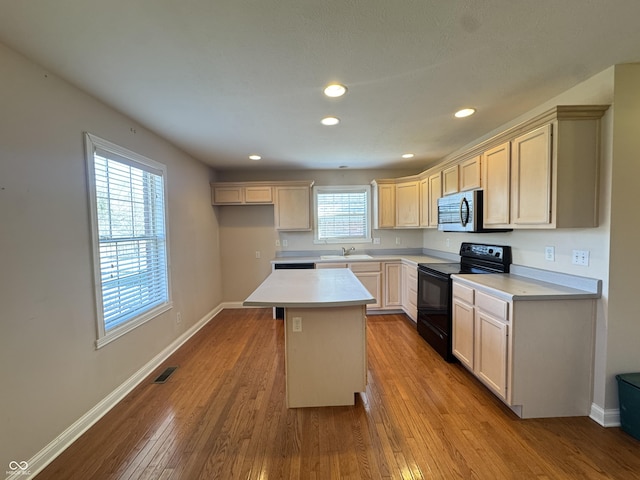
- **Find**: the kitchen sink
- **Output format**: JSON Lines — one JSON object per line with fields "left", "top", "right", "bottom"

{"left": 320, "top": 254, "right": 373, "bottom": 260}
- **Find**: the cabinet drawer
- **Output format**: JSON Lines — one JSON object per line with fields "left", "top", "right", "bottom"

{"left": 315, "top": 262, "right": 348, "bottom": 269}
{"left": 453, "top": 282, "right": 474, "bottom": 304}
{"left": 349, "top": 262, "right": 381, "bottom": 273}
{"left": 476, "top": 291, "right": 508, "bottom": 320}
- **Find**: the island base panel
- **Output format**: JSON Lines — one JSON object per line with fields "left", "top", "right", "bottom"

{"left": 285, "top": 306, "right": 367, "bottom": 408}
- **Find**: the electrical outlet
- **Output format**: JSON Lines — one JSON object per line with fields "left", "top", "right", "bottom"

{"left": 545, "top": 246, "right": 555, "bottom": 262}
{"left": 395, "top": 237, "right": 401, "bottom": 245}
{"left": 176, "top": 312, "right": 182, "bottom": 325}
{"left": 255, "top": 251, "right": 261, "bottom": 259}
{"left": 282, "top": 239, "right": 288, "bottom": 247}
{"left": 275, "top": 239, "right": 280, "bottom": 247}
{"left": 373, "top": 237, "right": 380, "bottom": 245}
{"left": 572, "top": 249, "right": 590, "bottom": 266}
{"left": 292, "top": 317, "right": 302, "bottom": 332}
{"left": 446, "top": 238, "right": 450, "bottom": 247}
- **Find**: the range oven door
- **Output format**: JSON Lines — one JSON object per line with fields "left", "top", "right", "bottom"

{"left": 417, "top": 266, "right": 456, "bottom": 362}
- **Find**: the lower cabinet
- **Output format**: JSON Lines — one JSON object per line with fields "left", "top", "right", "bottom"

{"left": 316, "top": 260, "right": 418, "bottom": 318}
{"left": 401, "top": 263, "right": 418, "bottom": 322}
{"left": 349, "top": 263, "right": 382, "bottom": 309}
{"left": 317, "top": 262, "right": 382, "bottom": 310}
{"left": 452, "top": 283, "right": 508, "bottom": 400}
{"left": 383, "top": 262, "right": 402, "bottom": 307}
{"left": 452, "top": 278, "right": 595, "bottom": 418}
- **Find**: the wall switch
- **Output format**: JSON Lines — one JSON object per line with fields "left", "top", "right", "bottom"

{"left": 292, "top": 317, "right": 302, "bottom": 332}
{"left": 572, "top": 249, "right": 590, "bottom": 266}
{"left": 275, "top": 239, "right": 280, "bottom": 247}
{"left": 545, "top": 246, "right": 555, "bottom": 261}
{"left": 255, "top": 251, "right": 261, "bottom": 259}
{"left": 373, "top": 237, "right": 380, "bottom": 245}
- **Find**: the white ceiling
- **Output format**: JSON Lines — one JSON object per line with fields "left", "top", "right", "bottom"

{"left": 1, "top": 1, "right": 640, "bottom": 171}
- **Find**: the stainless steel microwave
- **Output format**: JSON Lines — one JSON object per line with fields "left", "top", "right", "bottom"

{"left": 437, "top": 190, "right": 511, "bottom": 233}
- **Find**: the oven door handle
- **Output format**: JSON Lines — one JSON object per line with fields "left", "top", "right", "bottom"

{"left": 459, "top": 196, "right": 470, "bottom": 227}
{"left": 424, "top": 321, "right": 445, "bottom": 340}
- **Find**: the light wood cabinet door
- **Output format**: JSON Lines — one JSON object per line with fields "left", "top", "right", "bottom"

{"left": 352, "top": 271, "right": 382, "bottom": 309}
{"left": 475, "top": 310, "right": 508, "bottom": 400}
{"left": 459, "top": 155, "right": 481, "bottom": 191}
{"left": 482, "top": 142, "right": 511, "bottom": 226}
{"left": 373, "top": 182, "right": 396, "bottom": 229}
{"left": 395, "top": 181, "right": 419, "bottom": 227}
{"left": 442, "top": 165, "right": 459, "bottom": 195}
{"left": 244, "top": 186, "right": 273, "bottom": 204}
{"left": 452, "top": 297, "right": 475, "bottom": 369}
{"left": 212, "top": 185, "right": 244, "bottom": 204}
{"left": 274, "top": 185, "right": 311, "bottom": 231}
{"left": 384, "top": 262, "right": 402, "bottom": 307}
{"left": 428, "top": 172, "right": 442, "bottom": 227}
{"left": 511, "top": 124, "right": 552, "bottom": 225}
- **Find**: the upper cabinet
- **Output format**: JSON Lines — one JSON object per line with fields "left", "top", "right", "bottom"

{"left": 274, "top": 183, "right": 313, "bottom": 231}
{"left": 482, "top": 142, "right": 511, "bottom": 227}
{"left": 395, "top": 180, "right": 420, "bottom": 227}
{"left": 211, "top": 182, "right": 273, "bottom": 205}
{"left": 211, "top": 180, "right": 313, "bottom": 231}
{"left": 511, "top": 124, "right": 552, "bottom": 225}
{"left": 371, "top": 180, "right": 396, "bottom": 229}
{"left": 442, "top": 164, "right": 459, "bottom": 196}
{"left": 459, "top": 155, "right": 482, "bottom": 192}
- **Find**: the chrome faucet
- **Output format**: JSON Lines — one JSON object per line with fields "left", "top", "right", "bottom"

{"left": 342, "top": 246, "right": 355, "bottom": 256}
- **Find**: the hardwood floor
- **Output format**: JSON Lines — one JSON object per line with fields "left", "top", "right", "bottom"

{"left": 36, "top": 309, "right": 640, "bottom": 479}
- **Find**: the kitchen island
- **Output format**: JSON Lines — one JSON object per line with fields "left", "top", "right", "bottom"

{"left": 243, "top": 268, "right": 376, "bottom": 408}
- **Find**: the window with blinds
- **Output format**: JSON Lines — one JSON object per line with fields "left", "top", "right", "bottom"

{"left": 85, "top": 133, "right": 171, "bottom": 348}
{"left": 314, "top": 186, "right": 371, "bottom": 243}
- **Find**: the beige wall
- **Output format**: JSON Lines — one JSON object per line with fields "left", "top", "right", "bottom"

{"left": 0, "top": 43, "right": 223, "bottom": 467}
{"left": 607, "top": 64, "right": 640, "bottom": 406}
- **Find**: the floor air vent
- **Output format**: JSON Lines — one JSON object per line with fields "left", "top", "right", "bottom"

{"left": 153, "top": 366, "right": 178, "bottom": 384}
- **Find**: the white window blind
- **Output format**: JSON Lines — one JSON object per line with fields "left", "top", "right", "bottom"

{"left": 314, "top": 186, "right": 371, "bottom": 243}
{"left": 85, "top": 133, "right": 171, "bottom": 347}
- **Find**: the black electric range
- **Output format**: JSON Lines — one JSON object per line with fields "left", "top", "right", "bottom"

{"left": 416, "top": 243, "right": 512, "bottom": 362}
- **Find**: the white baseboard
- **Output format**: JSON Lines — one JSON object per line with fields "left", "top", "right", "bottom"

{"left": 12, "top": 304, "right": 224, "bottom": 480}
{"left": 590, "top": 402, "right": 621, "bottom": 427}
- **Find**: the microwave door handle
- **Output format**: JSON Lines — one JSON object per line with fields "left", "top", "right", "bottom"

{"left": 460, "top": 197, "right": 470, "bottom": 226}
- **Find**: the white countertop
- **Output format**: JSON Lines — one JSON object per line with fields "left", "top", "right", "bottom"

{"left": 243, "top": 268, "right": 376, "bottom": 308}
{"left": 271, "top": 253, "right": 453, "bottom": 266}
{"left": 452, "top": 273, "right": 601, "bottom": 301}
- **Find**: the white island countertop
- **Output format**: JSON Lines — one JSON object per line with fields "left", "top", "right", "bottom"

{"left": 243, "top": 268, "right": 376, "bottom": 308}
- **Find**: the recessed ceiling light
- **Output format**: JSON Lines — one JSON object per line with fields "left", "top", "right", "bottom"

{"left": 321, "top": 116, "right": 340, "bottom": 126}
{"left": 402, "top": 153, "right": 415, "bottom": 159}
{"left": 455, "top": 108, "right": 476, "bottom": 118}
{"left": 324, "top": 83, "right": 347, "bottom": 98}
{"left": 248, "top": 154, "right": 261, "bottom": 161}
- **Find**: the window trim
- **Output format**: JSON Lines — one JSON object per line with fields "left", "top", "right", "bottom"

{"left": 84, "top": 132, "right": 172, "bottom": 348}
{"left": 313, "top": 185, "right": 372, "bottom": 244}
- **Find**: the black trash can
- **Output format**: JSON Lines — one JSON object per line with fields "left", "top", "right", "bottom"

{"left": 616, "top": 373, "right": 640, "bottom": 441}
